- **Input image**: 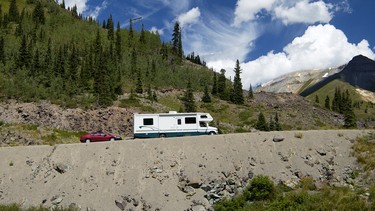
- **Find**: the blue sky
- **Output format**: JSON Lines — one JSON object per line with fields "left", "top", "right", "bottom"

{"left": 64, "top": 0, "right": 375, "bottom": 87}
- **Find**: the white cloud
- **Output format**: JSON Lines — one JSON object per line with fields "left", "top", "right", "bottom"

{"left": 86, "top": 1, "right": 108, "bottom": 19}
{"left": 274, "top": 0, "right": 332, "bottom": 25}
{"left": 64, "top": 0, "right": 88, "bottom": 14}
{"left": 178, "top": 7, "right": 201, "bottom": 27}
{"left": 233, "top": 0, "right": 334, "bottom": 26}
{"left": 233, "top": 0, "right": 275, "bottom": 26}
{"left": 150, "top": 27, "right": 164, "bottom": 36}
{"left": 235, "top": 24, "right": 375, "bottom": 87}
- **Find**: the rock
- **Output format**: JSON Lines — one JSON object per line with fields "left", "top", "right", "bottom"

{"left": 188, "top": 178, "right": 202, "bottom": 189}
{"left": 53, "top": 163, "right": 68, "bottom": 174}
{"left": 115, "top": 200, "right": 127, "bottom": 210}
{"left": 316, "top": 148, "right": 327, "bottom": 156}
{"left": 273, "top": 136, "right": 285, "bottom": 142}
{"left": 192, "top": 205, "right": 206, "bottom": 211}
{"left": 51, "top": 196, "right": 63, "bottom": 205}
{"left": 200, "top": 184, "right": 212, "bottom": 192}
{"left": 282, "top": 179, "right": 299, "bottom": 189}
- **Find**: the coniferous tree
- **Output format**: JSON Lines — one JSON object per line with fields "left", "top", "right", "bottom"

{"left": 315, "top": 95, "right": 319, "bottom": 104}
{"left": 202, "top": 85, "right": 211, "bottom": 103}
{"left": 269, "top": 115, "right": 275, "bottom": 131}
{"left": 115, "top": 22, "right": 122, "bottom": 61}
{"left": 128, "top": 19, "right": 133, "bottom": 47}
{"left": 31, "top": 48, "right": 41, "bottom": 77}
{"left": 230, "top": 59, "right": 244, "bottom": 104}
{"left": 255, "top": 112, "right": 269, "bottom": 131}
{"left": 212, "top": 72, "right": 218, "bottom": 95}
{"left": 178, "top": 28, "right": 183, "bottom": 58}
{"left": 0, "top": 4, "right": 3, "bottom": 29}
{"left": 60, "top": 0, "right": 66, "bottom": 9}
{"left": 17, "top": 34, "right": 30, "bottom": 68}
{"left": 217, "top": 69, "right": 227, "bottom": 100}
{"left": 135, "top": 70, "right": 143, "bottom": 94}
{"left": 139, "top": 23, "right": 146, "bottom": 44}
{"left": 107, "top": 15, "right": 114, "bottom": 41}
{"left": 8, "top": 0, "right": 19, "bottom": 22}
{"left": 32, "top": 1, "right": 45, "bottom": 25}
{"left": 0, "top": 36, "right": 4, "bottom": 64}
{"left": 274, "top": 112, "right": 282, "bottom": 131}
{"left": 248, "top": 83, "right": 254, "bottom": 99}
{"left": 183, "top": 80, "right": 196, "bottom": 112}
{"left": 130, "top": 48, "right": 137, "bottom": 79}
{"left": 172, "top": 21, "right": 181, "bottom": 55}
{"left": 325, "top": 95, "right": 330, "bottom": 110}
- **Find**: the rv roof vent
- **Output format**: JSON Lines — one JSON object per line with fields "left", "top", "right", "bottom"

{"left": 169, "top": 111, "right": 178, "bottom": 114}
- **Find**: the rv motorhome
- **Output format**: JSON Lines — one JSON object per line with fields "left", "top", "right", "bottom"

{"left": 133, "top": 111, "right": 218, "bottom": 138}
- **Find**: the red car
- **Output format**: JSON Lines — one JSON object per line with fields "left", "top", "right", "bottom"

{"left": 80, "top": 131, "right": 122, "bottom": 143}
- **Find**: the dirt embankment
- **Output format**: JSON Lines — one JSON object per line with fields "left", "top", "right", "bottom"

{"left": 0, "top": 130, "right": 372, "bottom": 210}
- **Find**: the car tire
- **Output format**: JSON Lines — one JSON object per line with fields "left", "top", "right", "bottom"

{"left": 109, "top": 137, "right": 115, "bottom": 142}
{"left": 159, "top": 134, "right": 166, "bottom": 138}
{"left": 85, "top": 139, "right": 91, "bottom": 143}
{"left": 209, "top": 131, "right": 216, "bottom": 135}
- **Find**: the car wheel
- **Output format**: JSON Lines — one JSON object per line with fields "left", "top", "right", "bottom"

{"left": 159, "top": 134, "right": 166, "bottom": 138}
{"left": 109, "top": 137, "right": 115, "bottom": 142}
{"left": 85, "top": 139, "right": 91, "bottom": 143}
{"left": 209, "top": 131, "right": 216, "bottom": 135}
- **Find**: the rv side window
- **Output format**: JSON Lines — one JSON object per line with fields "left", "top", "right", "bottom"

{"left": 143, "top": 118, "right": 154, "bottom": 125}
{"left": 185, "top": 117, "right": 196, "bottom": 124}
{"left": 177, "top": 119, "right": 181, "bottom": 125}
{"left": 201, "top": 115, "right": 208, "bottom": 119}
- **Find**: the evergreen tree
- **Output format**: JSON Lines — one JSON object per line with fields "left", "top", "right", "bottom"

{"left": 0, "top": 4, "right": 3, "bottom": 29}
{"left": 31, "top": 48, "right": 41, "bottom": 77}
{"left": 60, "top": 0, "right": 66, "bottom": 9}
{"left": 17, "top": 34, "right": 30, "bottom": 68}
{"left": 8, "top": 0, "right": 19, "bottom": 22}
{"left": 135, "top": 70, "right": 143, "bottom": 94}
{"left": 178, "top": 27, "right": 183, "bottom": 58}
{"left": 217, "top": 69, "right": 227, "bottom": 100}
{"left": 107, "top": 14, "right": 114, "bottom": 41}
{"left": 255, "top": 112, "right": 269, "bottom": 131}
{"left": 128, "top": 19, "right": 133, "bottom": 47}
{"left": 139, "top": 23, "right": 146, "bottom": 44}
{"left": 115, "top": 22, "right": 122, "bottom": 60}
{"left": 32, "top": 0, "right": 45, "bottom": 25}
{"left": 230, "top": 59, "right": 244, "bottom": 104}
{"left": 202, "top": 85, "right": 211, "bottom": 103}
{"left": 248, "top": 83, "right": 254, "bottom": 99}
{"left": 152, "top": 91, "right": 158, "bottom": 102}
{"left": 269, "top": 116, "right": 275, "bottom": 131}
{"left": 130, "top": 48, "right": 137, "bottom": 79}
{"left": 212, "top": 71, "right": 218, "bottom": 95}
{"left": 172, "top": 21, "right": 181, "bottom": 55}
{"left": 325, "top": 95, "right": 330, "bottom": 110}
{"left": 95, "top": 50, "right": 113, "bottom": 107}
{"left": 183, "top": 80, "right": 196, "bottom": 112}
{"left": 274, "top": 112, "right": 282, "bottom": 131}
{"left": 0, "top": 36, "right": 4, "bottom": 64}
{"left": 315, "top": 95, "right": 319, "bottom": 104}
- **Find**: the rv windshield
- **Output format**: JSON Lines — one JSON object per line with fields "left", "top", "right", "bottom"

{"left": 199, "top": 122, "right": 207, "bottom": 127}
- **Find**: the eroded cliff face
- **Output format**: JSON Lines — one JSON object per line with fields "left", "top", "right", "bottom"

{"left": 0, "top": 100, "right": 136, "bottom": 136}
{"left": 0, "top": 130, "right": 371, "bottom": 210}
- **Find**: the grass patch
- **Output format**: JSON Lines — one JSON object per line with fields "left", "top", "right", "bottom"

{"left": 353, "top": 133, "right": 375, "bottom": 171}
{"left": 294, "top": 132, "right": 304, "bottom": 139}
{"left": 0, "top": 203, "right": 80, "bottom": 211}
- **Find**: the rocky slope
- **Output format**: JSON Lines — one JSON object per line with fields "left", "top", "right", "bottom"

{"left": 0, "top": 130, "right": 372, "bottom": 210}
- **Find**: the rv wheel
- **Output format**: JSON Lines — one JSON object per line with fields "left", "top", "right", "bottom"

{"left": 159, "top": 134, "right": 166, "bottom": 138}
{"left": 209, "top": 131, "right": 216, "bottom": 135}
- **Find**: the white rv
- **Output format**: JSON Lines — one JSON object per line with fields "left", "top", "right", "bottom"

{"left": 133, "top": 111, "right": 218, "bottom": 138}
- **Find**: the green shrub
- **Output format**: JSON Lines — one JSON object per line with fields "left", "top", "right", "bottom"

{"left": 294, "top": 132, "right": 303, "bottom": 139}
{"left": 246, "top": 175, "right": 276, "bottom": 201}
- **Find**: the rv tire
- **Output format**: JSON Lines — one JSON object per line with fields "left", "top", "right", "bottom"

{"left": 209, "top": 131, "right": 216, "bottom": 135}
{"left": 159, "top": 133, "right": 166, "bottom": 138}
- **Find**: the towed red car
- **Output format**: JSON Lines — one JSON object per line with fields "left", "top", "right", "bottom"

{"left": 80, "top": 131, "right": 122, "bottom": 143}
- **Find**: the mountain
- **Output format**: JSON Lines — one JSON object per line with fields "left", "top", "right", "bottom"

{"left": 300, "top": 55, "right": 375, "bottom": 97}
{"left": 256, "top": 67, "right": 342, "bottom": 94}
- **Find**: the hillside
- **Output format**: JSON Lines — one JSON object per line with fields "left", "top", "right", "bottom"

{"left": 0, "top": 130, "right": 373, "bottom": 210}
{"left": 0, "top": 0, "right": 214, "bottom": 108}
